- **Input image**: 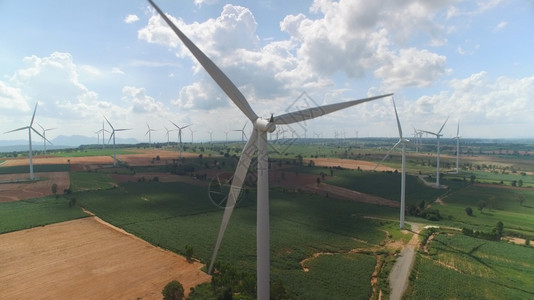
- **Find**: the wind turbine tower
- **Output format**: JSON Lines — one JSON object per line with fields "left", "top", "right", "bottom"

{"left": 170, "top": 121, "right": 191, "bottom": 158}
{"left": 105, "top": 116, "right": 131, "bottom": 167}
{"left": 37, "top": 123, "right": 55, "bottom": 154}
{"left": 147, "top": 1, "right": 393, "bottom": 298}
{"left": 421, "top": 117, "right": 448, "bottom": 187}
{"left": 145, "top": 122, "right": 156, "bottom": 146}
{"left": 455, "top": 121, "right": 461, "bottom": 174}
{"left": 4, "top": 103, "right": 50, "bottom": 180}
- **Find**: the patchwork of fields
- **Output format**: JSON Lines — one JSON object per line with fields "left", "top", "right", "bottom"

{"left": 1, "top": 145, "right": 533, "bottom": 299}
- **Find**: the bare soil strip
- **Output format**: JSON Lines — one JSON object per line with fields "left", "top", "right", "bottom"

{"left": 0, "top": 217, "right": 210, "bottom": 299}
{"left": 0, "top": 172, "right": 70, "bottom": 202}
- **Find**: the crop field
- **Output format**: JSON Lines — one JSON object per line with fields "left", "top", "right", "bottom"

{"left": 69, "top": 171, "right": 116, "bottom": 192}
{"left": 72, "top": 181, "right": 398, "bottom": 298}
{"left": 0, "top": 164, "right": 70, "bottom": 174}
{"left": 405, "top": 232, "right": 534, "bottom": 299}
{"left": 50, "top": 148, "right": 138, "bottom": 157}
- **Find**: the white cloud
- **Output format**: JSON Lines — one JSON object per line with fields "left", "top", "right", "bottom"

{"left": 0, "top": 80, "right": 30, "bottom": 111}
{"left": 122, "top": 86, "right": 166, "bottom": 115}
{"left": 194, "top": 0, "right": 218, "bottom": 7}
{"left": 124, "top": 14, "right": 140, "bottom": 24}
{"left": 494, "top": 21, "right": 507, "bottom": 31}
{"left": 112, "top": 67, "right": 125, "bottom": 75}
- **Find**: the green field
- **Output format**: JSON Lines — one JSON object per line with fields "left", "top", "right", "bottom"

{"left": 69, "top": 171, "right": 116, "bottom": 192}
{"left": 405, "top": 232, "right": 534, "bottom": 299}
{"left": 0, "top": 197, "right": 88, "bottom": 234}
{"left": 0, "top": 164, "right": 70, "bottom": 174}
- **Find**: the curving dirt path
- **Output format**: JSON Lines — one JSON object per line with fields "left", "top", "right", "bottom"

{"left": 388, "top": 223, "right": 421, "bottom": 300}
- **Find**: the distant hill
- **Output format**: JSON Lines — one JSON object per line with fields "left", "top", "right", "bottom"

{"left": 0, "top": 135, "right": 138, "bottom": 152}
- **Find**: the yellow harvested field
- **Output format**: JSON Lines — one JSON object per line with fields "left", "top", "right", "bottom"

{"left": 0, "top": 217, "right": 210, "bottom": 299}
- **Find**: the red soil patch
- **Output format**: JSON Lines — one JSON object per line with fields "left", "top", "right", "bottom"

{"left": 1, "top": 155, "right": 114, "bottom": 166}
{"left": 0, "top": 172, "right": 70, "bottom": 202}
{"left": 0, "top": 217, "right": 210, "bottom": 299}
{"left": 117, "top": 149, "right": 198, "bottom": 166}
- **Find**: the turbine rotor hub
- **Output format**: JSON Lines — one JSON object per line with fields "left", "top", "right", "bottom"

{"left": 255, "top": 118, "right": 276, "bottom": 133}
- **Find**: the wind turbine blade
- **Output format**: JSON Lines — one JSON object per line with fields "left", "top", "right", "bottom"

{"left": 108, "top": 132, "right": 115, "bottom": 144}
{"left": 4, "top": 126, "right": 29, "bottom": 134}
{"left": 374, "top": 140, "right": 402, "bottom": 170}
{"left": 38, "top": 123, "right": 45, "bottom": 132}
{"left": 392, "top": 97, "right": 402, "bottom": 139}
{"left": 104, "top": 116, "right": 114, "bottom": 130}
{"left": 170, "top": 120, "right": 180, "bottom": 129}
{"left": 147, "top": 0, "right": 258, "bottom": 122}
{"left": 208, "top": 129, "right": 258, "bottom": 273}
{"left": 275, "top": 94, "right": 392, "bottom": 125}
{"left": 30, "top": 103, "right": 38, "bottom": 126}
{"left": 181, "top": 124, "right": 192, "bottom": 130}
{"left": 420, "top": 130, "right": 437, "bottom": 136}
{"left": 437, "top": 117, "right": 449, "bottom": 135}
{"left": 115, "top": 128, "right": 131, "bottom": 132}
{"left": 31, "top": 127, "right": 52, "bottom": 144}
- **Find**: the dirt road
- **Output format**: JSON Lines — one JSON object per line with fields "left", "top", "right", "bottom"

{"left": 388, "top": 223, "right": 421, "bottom": 300}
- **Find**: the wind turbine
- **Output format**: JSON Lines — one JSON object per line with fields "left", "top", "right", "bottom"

{"left": 189, "top": 127, "right": 196, "bottom": 143}
{"left": 4, "top": 103, "right": 50, "bottom": 180}
{"left": 420, "top": 117, "right": 449, "bottom": 187}
{"left": 233, "top": 121, "right": 248, "bottom": 142}
{"left": 208, "top": 130, "right": 213, "bottom": 143}
{"left": 164, "top": 126, "right": 175, "bottom": 145}
{"left": 375, "top": 98, "right": 409, "bottom": 229}
{"left": 454, "top": 121, "right": 461, "bottom": 174}
{"left": 145, "top": 122, "right": 157, "bottom": 146}
{"left": 170, "top": 121, "right": 191, "bottom": 158}
{"left": 37, "top": 123, "right": 55, "bottom": 154}
{"left": 148, "top": 1, "right": 393, "bottom": 298}
{"left": 104, "top": 116, "right": 131, "bottom": 166}
{"left": 96, "top": 121, "right": 109, "bottom": 149}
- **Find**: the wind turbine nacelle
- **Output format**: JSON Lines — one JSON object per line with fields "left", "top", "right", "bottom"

{"left": 255, "top": 118, "right": 275, "bottom": 133}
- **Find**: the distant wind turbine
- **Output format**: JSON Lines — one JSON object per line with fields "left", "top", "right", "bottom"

{"left": 105, "top": 116, "right": 131, "bottom": 166}
{"left": 37, "top": 123, "right": 55, "bottom": 154}
{"left": 170, "top": 121, "right": 191, "bottom": 158}
{"left": 189, "top": 127, "right": 196, "bottom": 143}
{"left": 4, "top": 103, "right": 50, "bottom": 180}
{"left": 208, "top": 130, "right": 213, "bottom": 143}
{"left": 233, "top": 121, "right": 248, "bottom": 142}
{"left": 420, "top": 117, "right": 449, "bottom": 187}
{"left": 147, "top": 1, "right": 393, "bottom": 298}
{"left": 164, "top": 126, "right": 175, "bottom": 145}
{"left": 96, "top": 121, "right": 109, "bottom": 149}
{"left": 145, "top": 122, "right": 156, "bottom": 146}
{"left": 454, "top": 121, "right": 461, "bottom": 174}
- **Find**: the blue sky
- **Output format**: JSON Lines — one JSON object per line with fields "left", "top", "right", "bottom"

{"left": 1, "top": 0, "right": 533, "bottom": 144}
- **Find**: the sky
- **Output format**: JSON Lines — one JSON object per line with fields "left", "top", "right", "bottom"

{"left": 1, "top": 0, "right": 533, "bottom": 145}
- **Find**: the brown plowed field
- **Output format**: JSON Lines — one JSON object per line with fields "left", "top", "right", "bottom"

{"left": 0, "top": 172, "right": 70, "bottom": 202}
{"left": 0, "top": 217, "right": 210, "bottom": 299}
{"left": 117, "top": 149, "right": 199, "bottom": 166}
{"left": 1, "top": 155, "right": 113, "bottom": 166}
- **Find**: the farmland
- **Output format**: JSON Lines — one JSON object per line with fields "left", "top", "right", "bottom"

{"left": 1, "top": 140, "right": 534, "bottom": 299}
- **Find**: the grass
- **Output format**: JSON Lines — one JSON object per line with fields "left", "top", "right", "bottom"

{"left": 0, "top": 196, "right": 88, "bottom": 234}
{"left": 405, "top": 232, "right": 534, "bottom": 299}
{"left": 69, "top": 171, "right": 116, "bottom": 192}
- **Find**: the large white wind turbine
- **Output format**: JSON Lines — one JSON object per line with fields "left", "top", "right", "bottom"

{"left": 37, "top": 123, "right": 55, "bottom": 154}
{"left": 454, "top": 121, "right": 461, "bottom": 174}
{"left": 104, "top": 116, "right": 131, "bottom": 166}
{"left": 145, "top": 122, "right": 156, "bottom": 146}
{"left": 375, "top": 98, "right": 409, "bottom": 229}
{"left": 420, "top": 117, "right": 449, "bottom": 187}
{"left": 4, "top": 103, "right": 50, "bottom": 180}
{"left": 170, "top": 121, "right": 191, "bottom": 158}
{"left": 148, "top": 1, "right": 393, "bottom": 298}
{"left": 233, "top": 121, "right": 248, "bottom": 142}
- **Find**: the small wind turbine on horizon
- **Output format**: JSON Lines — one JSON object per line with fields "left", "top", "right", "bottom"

{"left": 96, "top": 121, "right": 109, "bottom": 149}
{"left": 189, "top": 127, "right": 196, "bottom": 143}
{"left": 37, "top": 123, "right": 55, "bottom": 154}
{"left": 145, "top": 122, "right": 156, "bottom": 146}
{"left": 170, "top": 121, "right": 191, "bottom": 158}
{"left": 164, "top": 126, "right": 176, "bottom": 145}
{"left": 232, "top": 121, "right": 248, "bottom": 142}
{"left": 420, "top": 117, "right": 449, "bottom": 188}
{"left": 454, "top": 121, "right": 461, "bottom": 174}
{"left": 208, "top": 130, "right": 213, "bottom": 143}
{"left": 147, "top": 1, "right": 393, "bottom": 298}
{"left": 4, "top": 103, "right": 50, "bottom": 180}
{"left": 104, "top": 116, "right": 131, "bottom": 167}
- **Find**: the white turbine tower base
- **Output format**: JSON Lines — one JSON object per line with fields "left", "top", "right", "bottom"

{"left": 148, "top": 1, "right": 393, "bottom": 298}
{"left": 105, "top": 116, "right": 131, "bottom": 167}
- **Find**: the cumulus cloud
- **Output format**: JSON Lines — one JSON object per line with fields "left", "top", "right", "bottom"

{"left": 112, "top": 67, "right": 125, "bottom": 75}
{"left": 0, "top": 80, "right": 30, "bottom": 111}
{"left": 194, "top": 0, "right": 218, "bottom": 7}
{"left": 124, "top": 14, "right": 140, "bottom": 24}
{"left": 122, "top": 86, "right": 166, "bottom": 114}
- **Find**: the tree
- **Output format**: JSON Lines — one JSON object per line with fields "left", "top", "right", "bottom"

{"left": 470, "top": 174, "right": 476, "bottom": 183}
{"left": 477, "top": 200, "right": 486, "bottom": 212}
{"left": 162, "top": 280, "right": 185, "bottom": 300}
{"left": 185, "top": 244, "right": 194, "bottom": 262}
{"left": 51, "top": 183, "right": 58, "bottom": 198}
{"left": 495, "top": 221, "right": 504, "bottom": 238}
{"left": 316, "top": 177, "right": 321, "bottom": 186}
{"left": 518, "top": 179, "right": 523, "bottom": 187}
{"left": 465, "top": 207, "right": 473, "bottom": 216}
